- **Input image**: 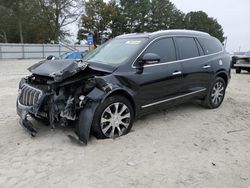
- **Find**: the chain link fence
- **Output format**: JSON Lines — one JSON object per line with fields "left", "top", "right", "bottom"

{"left": 0, "top": 43, "right": 89, "bottom": 59}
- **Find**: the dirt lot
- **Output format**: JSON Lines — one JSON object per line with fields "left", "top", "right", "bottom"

{"left": 0, "top": 59, "right": 249, "bottom": 188}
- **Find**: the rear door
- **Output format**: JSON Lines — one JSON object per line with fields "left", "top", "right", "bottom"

{"left": 175, "top": 37, "right": 213, "bottom": 94}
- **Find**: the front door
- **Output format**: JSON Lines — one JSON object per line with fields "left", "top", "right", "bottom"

{"left": 132, "top": 37, "right": 184, "bottom": 108}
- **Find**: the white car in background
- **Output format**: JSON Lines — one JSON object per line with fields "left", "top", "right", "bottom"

{"left": 232, "top": 51, "right": 250, "bottom": 73}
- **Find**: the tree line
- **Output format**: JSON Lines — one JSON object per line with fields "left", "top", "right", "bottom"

{"left": 78, "top": 0, "right": 224, "bottom": 44}
{"left": 0, "top": 0, "right": 83, "bottom": 43}
{"left": 0, "top": 0, "right": 224, "bottom": 44}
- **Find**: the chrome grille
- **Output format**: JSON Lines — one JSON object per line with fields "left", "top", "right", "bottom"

{"left": 19, "top": 84, "right": 42, "bottom": 106}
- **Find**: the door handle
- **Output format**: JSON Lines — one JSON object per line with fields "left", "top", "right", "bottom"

{"left": 203, "top": 65, "right": 211, "bottom": 69}
{"left": 172, "top": 71, "right": 182, "bottom": 75}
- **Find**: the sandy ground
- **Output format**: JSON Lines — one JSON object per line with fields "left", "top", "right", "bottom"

{"left": 0, "top": 59, "right": 249, "bottom": 188}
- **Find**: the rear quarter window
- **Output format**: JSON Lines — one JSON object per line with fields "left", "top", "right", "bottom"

{"left": 197, "top": 37, "right": 223, "bottom": 55}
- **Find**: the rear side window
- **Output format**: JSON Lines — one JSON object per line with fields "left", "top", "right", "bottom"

{"left": 176, "top": 37, "right": 200, "bottom": 60}
{"left": 144, "top": 38, "right": 176, "bottom": 63}
{"left": 197, "top": 37, "right": 223, "bottom": 54}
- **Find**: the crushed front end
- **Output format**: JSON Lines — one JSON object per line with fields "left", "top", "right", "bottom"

{"left": 16, "top": 59, "right": 113, "bottom": 144}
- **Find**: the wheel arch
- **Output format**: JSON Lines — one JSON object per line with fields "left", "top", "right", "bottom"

{"left": 102, "top": 89, "right": 137, "bottom": 118}
{"left": 216, "top": 71, "right": 229, "bottom": 86}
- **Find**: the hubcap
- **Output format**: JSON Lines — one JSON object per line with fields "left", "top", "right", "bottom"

{"left": 211, "top": 81, "right": 224, "bottom": 105}
{"left": 100, "top": 102, "right": 131, "bottom": 138}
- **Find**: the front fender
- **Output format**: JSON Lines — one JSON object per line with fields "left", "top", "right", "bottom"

{"left": 75, "top": 79, "right": 136, "bottom": 144}
{"left": 76, "top": 101, "right": 99, "bottom": 144}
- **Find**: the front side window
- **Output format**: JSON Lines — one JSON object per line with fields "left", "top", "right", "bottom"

{"left": 176, "top": 37, "right": 200, "bottom": 60}
{"left": 83, "top": 38, "right": 148, "bottom": 65}
{"left": 144, "top": 38, "right": 177, "bottom": 63}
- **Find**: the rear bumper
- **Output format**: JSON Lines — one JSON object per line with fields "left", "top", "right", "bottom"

{"left": 234, "top": 63, "right": 250, "bottom": 68}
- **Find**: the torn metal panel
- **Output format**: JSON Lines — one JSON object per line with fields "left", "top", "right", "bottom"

{"left": 17, "top": 58, "right": 119, "bottom": 144}
{"left": 75, "top": 101, "right": 100, "bottom": 144}
{"left": 29, "top": 60, "right": 88, "bottom": 82}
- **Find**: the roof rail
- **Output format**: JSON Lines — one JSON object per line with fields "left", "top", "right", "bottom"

{"left": 150, "top": 29, "right": 210, "bottom": 36}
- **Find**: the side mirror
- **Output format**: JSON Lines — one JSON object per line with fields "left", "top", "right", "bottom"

{"left": 142, "top": 53, "right": 161, "bottom": 64}
{"left": 136, "top": 53, "right": 161, "bottom": 74}
{"left": 46, "top": 55, "right": 57, "bottom": 60}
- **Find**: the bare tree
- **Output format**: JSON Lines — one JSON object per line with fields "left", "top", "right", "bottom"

{"left": 38, "top": 0, "right": 84, "bottom": 43}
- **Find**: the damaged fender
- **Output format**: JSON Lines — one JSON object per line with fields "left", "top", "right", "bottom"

{"left": 75, "top": 87, "right": 104, "bottom": 144}
{"left": 75, "top": 76, "right": 135, "bottom": 144}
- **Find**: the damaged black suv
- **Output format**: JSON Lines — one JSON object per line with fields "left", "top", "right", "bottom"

{"left": 17, "top": 30, "right": 231, "bottom": 144}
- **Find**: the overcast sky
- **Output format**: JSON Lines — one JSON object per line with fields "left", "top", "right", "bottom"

{"left": 170, "top": 0, "right": 250, "bottom": 53}
{"left": 71, "top": 0, "right": 250, "bottom": 53}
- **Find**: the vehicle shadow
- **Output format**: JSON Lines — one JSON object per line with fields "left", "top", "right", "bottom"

{"left": 20, "top": 100, "right": 205, "bottom": 142}
{"left": 132, "top": 100, "right": 206, "bottom": 130}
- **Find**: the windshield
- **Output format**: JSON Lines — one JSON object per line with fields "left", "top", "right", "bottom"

{"left": 83, "top": 38, "right": 148, "bottom": 65}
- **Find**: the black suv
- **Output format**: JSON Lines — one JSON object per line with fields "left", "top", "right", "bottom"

{"left": 17, "top": 30, "right": 231, "bottom": 144}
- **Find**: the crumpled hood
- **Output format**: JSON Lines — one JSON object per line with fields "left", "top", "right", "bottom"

{"left": 28, "top": 59, "right": 116, "bottom": 82}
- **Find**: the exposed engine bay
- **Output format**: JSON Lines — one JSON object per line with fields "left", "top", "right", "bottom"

{"left": 17, "top": 59, "right": 114, "bottom": 144}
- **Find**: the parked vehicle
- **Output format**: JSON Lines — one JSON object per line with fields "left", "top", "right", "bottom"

{"left": 232, "top": 51, "right": 250, "bottom": 73}
{"left": 46, "top": 51, "right": 87, "bottom": 60}
{"left": 16, "top": 30, "right": 231, "bottom": 144}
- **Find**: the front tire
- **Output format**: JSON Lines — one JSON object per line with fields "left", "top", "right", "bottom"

{"left": 203, "top": 77, "right": 226, "bottom": 109}
{"left": 92, "top": 95, "right": 134, "bottom": 139}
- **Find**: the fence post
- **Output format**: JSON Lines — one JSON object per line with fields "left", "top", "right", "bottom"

{"left": 22, "top": 44, "right": 25, "bottom": 59}
{"left": 59, "top": 44, "right": 61, "bottom": 56}
{"left": 42, "top": 44, "right": 45, "bottom": 58}
{"left": 0, "top": 45, "right": 2, "bottom": 59}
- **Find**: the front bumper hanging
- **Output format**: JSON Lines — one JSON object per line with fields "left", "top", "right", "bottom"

{"left": 19, "top": 114, "right": 37, "bottom": 137}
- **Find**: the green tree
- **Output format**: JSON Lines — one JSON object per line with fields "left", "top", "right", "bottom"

{"left": 0, "top": 0, "right": 26, "bottom": 43}
{"left": 148, "top": 0, "right": 185, "bottom": 31}
{"left": 102, "top": 1, "right": 126, "bottom": 38}
{"left": 0, "top": 0, "right": 55, "bottom": 43}
{"left": 184, "top": 11, "right": 224, "bottom": 42}
{"left": 120, "top": 0, "right": 151, "bottom": 33}
{"left": 78, "top": 1, "right": 225, "bottom": 44}
{"left": 0, "top": 5, "right": 12, "bottom": 42}
{"left": 78, "top": 0, "right": 122, "bottom": 44}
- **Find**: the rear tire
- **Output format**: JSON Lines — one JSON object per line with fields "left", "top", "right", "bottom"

{"left": 236, "top": 68, "right": 241, "bottom": 74}
{"left": 92, "top": 95, "right": 134, "bottom": 139}
{"left": 202, "top": 77, "right": 226, "bottom": 109}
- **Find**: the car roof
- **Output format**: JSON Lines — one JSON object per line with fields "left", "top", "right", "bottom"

{"left": 67, "top": 51, "right": 85, "bottom": 54}
{"left": 116, "top": 29, "right": 210, "bottom": 39}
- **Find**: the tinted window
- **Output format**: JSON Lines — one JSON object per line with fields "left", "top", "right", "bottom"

{"left": 144, "top": 38, "right": 176, "bottom": 63}
{"left": 197, "top": 37, "right": 223, "bottom": 54}
{"left": 176, "top": 37, "right": 199, "bottom": 60}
